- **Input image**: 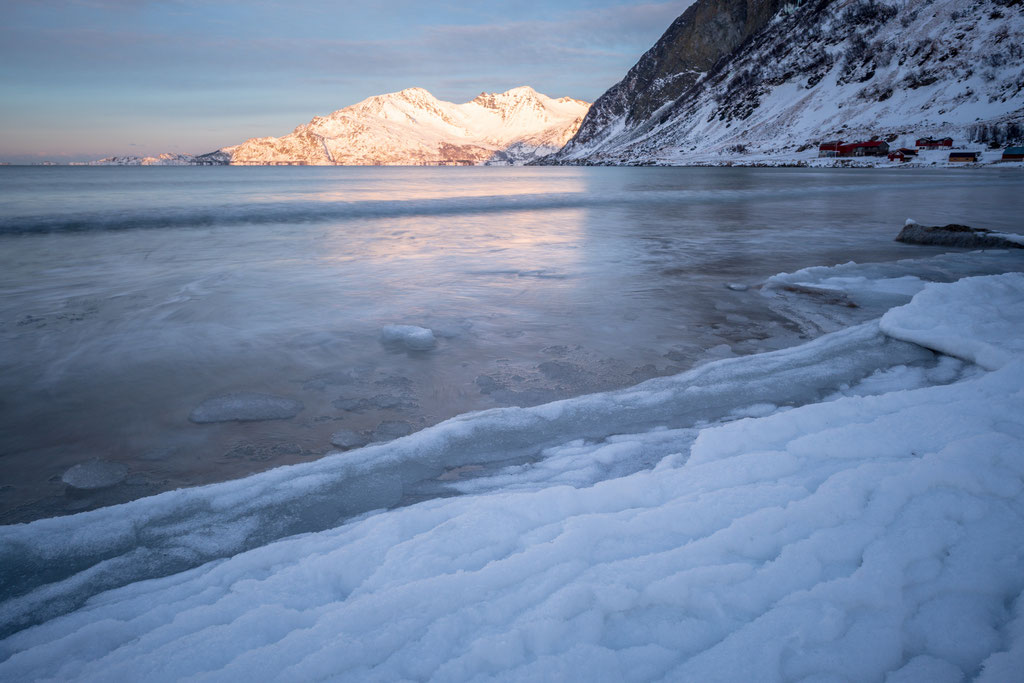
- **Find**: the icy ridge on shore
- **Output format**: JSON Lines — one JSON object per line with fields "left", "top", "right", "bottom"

{"left": 2, "top": 262, "right": 1024, "bottom": 681}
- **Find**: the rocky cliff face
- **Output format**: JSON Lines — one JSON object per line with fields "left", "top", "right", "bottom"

{"left": 567, "top": 0, "right": 785, "bottom": 152}
{"left": 227, "top": 87, "right": 589, "bottom": 166}
{"left": 551, "top": 0, "right": 1024, "bottom": 164}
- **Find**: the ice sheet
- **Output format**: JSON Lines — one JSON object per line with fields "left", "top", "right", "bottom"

{"left": 0, "top": 319, "right": 933, "bottom": 638}
{"left": 1, "top": 275, "right": 1022, "bottom": 682}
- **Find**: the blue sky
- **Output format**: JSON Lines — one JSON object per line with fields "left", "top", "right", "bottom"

{"left": 0, "top": 1, "right": 692, "bottom": 162}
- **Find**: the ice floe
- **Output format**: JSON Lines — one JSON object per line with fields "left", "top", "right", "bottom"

{"left": 60, "top": 461, "right": 128, "bottom": 490}
{"left": 188, "top": 393, "right": 304, "bottom": 423}
{"left": 379, "top": 325, "right": 436, "bottom": 351}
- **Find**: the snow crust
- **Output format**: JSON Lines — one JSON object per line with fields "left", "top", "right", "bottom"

{"left": 2, "top": 266, "right": 1024, "bottom": 681}
{"left": 762, "top": 250, "right": 1024, "bottom": 335}
{"left": 881, "top": 273, "right": 1024, "bottom": 370}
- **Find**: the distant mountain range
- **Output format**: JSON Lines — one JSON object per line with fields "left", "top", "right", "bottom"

{"left": 83, "top": 0, "right": 1024, "bottom": 168}
{"left": 86, "top": 87, "right": 589, "bottom": 167}
{"left": 547, "top": 0, "right": 1024, "bottom": 165}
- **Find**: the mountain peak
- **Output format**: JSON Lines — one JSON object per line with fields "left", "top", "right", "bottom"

{"left": 226, "top": 87, "right": 591, "bottom": 166}
{"left": 502, "top": 85, "right": 539, "bottom": 97}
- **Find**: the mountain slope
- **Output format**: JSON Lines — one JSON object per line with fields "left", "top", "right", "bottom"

{"left": 551, "top": 0, "right": 1024, "bottom": 164}
{"left": 228, "top": 87, "right": 589, "bottom": 166}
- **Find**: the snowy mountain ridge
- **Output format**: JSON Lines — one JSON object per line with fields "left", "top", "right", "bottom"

{"left": 227, "top": 86, "right": 590, "bottom": 166}
{"left": 79, "top": 152, "right": 230, "bottom": 166}
{"left": 550, "top": 0, "right": 1024, "bottom": 165}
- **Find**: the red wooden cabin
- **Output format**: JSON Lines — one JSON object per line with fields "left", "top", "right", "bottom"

{"left": 916, "top": 137, "right": 953, "bottom": 149}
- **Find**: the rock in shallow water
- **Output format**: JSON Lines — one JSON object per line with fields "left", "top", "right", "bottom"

{"left": 896, "top": 222, "right": 1024, "bottom": 249}
{"left": 61, "top": 461, "right": 128, "bottom": 490}
{"left": 189, "top": 393, "right": 304, "bottom": 423}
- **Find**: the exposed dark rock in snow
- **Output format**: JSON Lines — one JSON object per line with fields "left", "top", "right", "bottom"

{"left": 61, "top": 461, "right": 128, "bottom": 490}
{"left": 189, "top": 393, "right": 304, "bottom": 423}
{"left": 563, "top": 0, "right": 784, "bottom": 154}
{"left": 896, "top": 222, "right": 1024, "bottom": 249}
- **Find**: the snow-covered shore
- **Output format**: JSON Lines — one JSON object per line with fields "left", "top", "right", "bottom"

{"left": 564, "top": 147, "right": 1024, "bottom": 169}
{"left": 2, "top": 252, "right": 1024, "bottom": 681}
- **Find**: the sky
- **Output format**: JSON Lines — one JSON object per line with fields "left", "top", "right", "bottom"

{"left": 0, "top": 0, "right": 693, "bottom": 163}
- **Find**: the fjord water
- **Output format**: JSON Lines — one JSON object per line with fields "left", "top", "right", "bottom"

{"left": 1, "top": 165, "right": 1021, "bottom": 522}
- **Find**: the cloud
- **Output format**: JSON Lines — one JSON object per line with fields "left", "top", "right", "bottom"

{"left": 0, "top": 1, "right": 695, "bottom": 156}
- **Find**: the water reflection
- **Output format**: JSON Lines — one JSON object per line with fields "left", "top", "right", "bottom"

{"left": 1, "top": 166, "right": 1021, "bottom": 522}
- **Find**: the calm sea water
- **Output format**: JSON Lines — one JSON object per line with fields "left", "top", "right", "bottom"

{"left": 1, "top": 165, "right": 1021, "bottom": 521}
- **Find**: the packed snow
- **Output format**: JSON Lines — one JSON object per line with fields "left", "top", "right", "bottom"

{"left": 2, "top": 260, "right": 1024, "bottom": 681}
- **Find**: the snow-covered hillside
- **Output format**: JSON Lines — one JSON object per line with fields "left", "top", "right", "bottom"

{"left": 552, "top": 0, "right": 1024, "bottom": 165}
{"left": 228, "top": 86, "right": 590, "bottom": 166}
{"left": 81, "top": 152, "right": 230, "bottom": 166}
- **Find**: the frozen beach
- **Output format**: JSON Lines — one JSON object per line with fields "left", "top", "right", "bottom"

{"left": 1, "top": 166, "right": 1023, "bottom": 680}
{"left": 1, "top": 253, "right": 1024, "bottom": 681}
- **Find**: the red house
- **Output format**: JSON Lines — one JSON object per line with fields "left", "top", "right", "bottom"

{"left": 888, "top": 147, "right": 918, "bottom": 162}
{"left": 837, "top": 140, "right": 890, "bottom": 156}
{"left": 916, "top": 137, "right": 953, "bottom": 149}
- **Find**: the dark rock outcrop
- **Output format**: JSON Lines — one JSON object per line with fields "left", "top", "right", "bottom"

{"left": 896, "top": 223, "right": 1024, "bottom": 249}
{"left": 545, "top": 0, "right": 1024, "bottom": 165}
{"left": 557, "top": 0, "right": 785, "bottom": 155}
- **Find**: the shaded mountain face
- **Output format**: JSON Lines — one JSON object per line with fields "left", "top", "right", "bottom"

{"left": 226, "top": 87, "right": 589, "bottom": 166}
{"left": 552, "top": 0, "right": 1024, "bottom": 164}
{"left": 568, "top": 0, "right": 786, "bottom": 150}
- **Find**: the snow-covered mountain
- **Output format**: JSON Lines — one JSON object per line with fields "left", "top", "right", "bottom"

{"left": 549, "top": 0, "right": 1024, "bottom": 165}
{"left": 81, "top": 152, "right": 230, "bottom": 166}
{"left": 227, "top": 86, "right": 590, "bottom": 166}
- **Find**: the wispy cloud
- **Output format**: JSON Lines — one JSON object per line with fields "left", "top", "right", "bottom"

{"left": 0, "top": 1, "right": 694, "bottom": 158}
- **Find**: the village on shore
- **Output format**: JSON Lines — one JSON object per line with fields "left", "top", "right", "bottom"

{"left": 818, "top": 136, "right": 1024, "bottom": 164}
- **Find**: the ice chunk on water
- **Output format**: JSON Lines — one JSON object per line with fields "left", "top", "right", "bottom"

{"left": 379, "top": 325, "right": 436, "bottom": 351}
{"left": 60, "top": 461, "right": 128, "bottom": 490}
{"left": 370, "top": 420, "right": 413, "bottom": 442}
{"left": 189, "top": 393, "right": 304, "bottom": 423}
{"left": 762, "top": 250, "right": 1024, "bottom": 335}
{"left": 881, "top": 273, "right": 1024, "bottom": 370}
{"left": 330, "top": 429, "right": 367, "bottom": 450}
